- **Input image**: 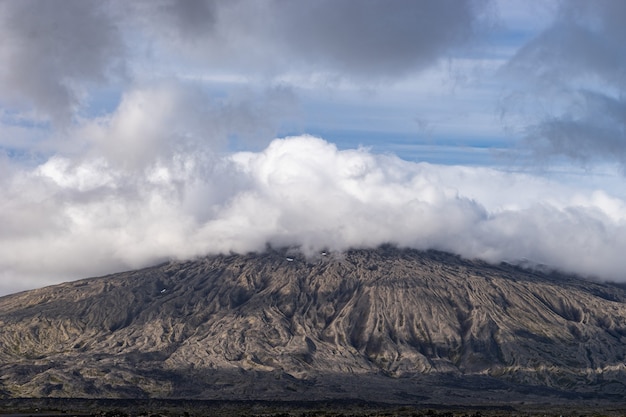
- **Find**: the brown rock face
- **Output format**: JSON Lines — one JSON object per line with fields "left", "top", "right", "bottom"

{"left": 1, "top": 247, "right": 626, "bottom": 403}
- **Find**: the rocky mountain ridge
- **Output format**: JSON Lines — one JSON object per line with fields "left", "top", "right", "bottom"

{"left": 1, "top": 247, "right": 626, "bottom": 403}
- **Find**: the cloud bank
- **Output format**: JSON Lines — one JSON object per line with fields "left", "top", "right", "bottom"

{"left": 2, "top": 133, "right": 626, "bottom": 295}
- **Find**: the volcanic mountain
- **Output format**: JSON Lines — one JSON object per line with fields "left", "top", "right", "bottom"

{"left": 1, "top": 247, "right": 626, "bottom": 404}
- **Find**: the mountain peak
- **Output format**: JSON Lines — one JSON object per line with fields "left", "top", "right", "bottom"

{"left": 1, "top": 248, "right": 626, "bottom": 403}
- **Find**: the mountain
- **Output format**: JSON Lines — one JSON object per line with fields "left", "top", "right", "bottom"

{"left": 1, "top": 247, "right": 626, "bottom": 404}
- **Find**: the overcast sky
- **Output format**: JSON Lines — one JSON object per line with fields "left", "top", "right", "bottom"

{"left": 1, "top": 0, "right": 626, "bottom": 295}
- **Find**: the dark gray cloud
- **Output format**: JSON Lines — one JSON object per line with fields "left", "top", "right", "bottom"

{"left": 127, "top": 0, "right": 488, "bottom": 79}
{"left": 158, "top": 0, "right": 217, "bottom": 37}
{"left": 0, "top": 0, "right": 124, "bottom": 123}
{"left": 502, "top": 0, "right": 626, "bottom": 168}
{"left": 524, "top": 91, "right": 626, "bottom": 167}
{"left": 269, "top": 0, "right": 484, "bottom": 78}
{"left": 126, "top": 0, "right": 218, "bottom": 42}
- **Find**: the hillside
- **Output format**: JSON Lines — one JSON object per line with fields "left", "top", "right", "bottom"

{"left": 1, "top": 247, "right": 626, "bottom": 404}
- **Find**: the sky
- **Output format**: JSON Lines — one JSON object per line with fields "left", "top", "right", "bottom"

{"left": 1, "top": 0, "right": 626, "bottom": 295}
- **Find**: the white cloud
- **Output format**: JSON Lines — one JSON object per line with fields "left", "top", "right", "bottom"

{"left": 75, "top": 82, "right": 297, "bottom": 170}
{"left": 2, "top": 135, "right": 626, "bottom": 295}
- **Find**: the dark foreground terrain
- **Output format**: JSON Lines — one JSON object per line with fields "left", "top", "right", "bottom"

{"left": 1, "top": 247, "right": 626, "bottom": 407}
{"left": 1, "top": 398, "right": 625, "bottom": 417}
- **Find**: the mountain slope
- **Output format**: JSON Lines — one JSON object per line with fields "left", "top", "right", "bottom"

{"left": 1, "top": 248, "right": 626, "bottom": 403}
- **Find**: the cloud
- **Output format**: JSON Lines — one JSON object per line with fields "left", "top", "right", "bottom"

{"left": 2, "top": 134, "right": 626, "bottom": 295}
{"left": 122, "top": 0, "right": 489, "bottom": 80}
{"left": 501, "top": 0, "right": 626, "bottom": 168}
{"left": 0, "top": 0, "right": 489, "bottom": 127}
{"left": 0, "top": 0, "right": 124, "bottom": 123}
{"left": 264, "top": 0, "right": 486, "bottom": 79}
{"left": 51, "top": 81, "right": 296, "bottom": 169}
{"left": 2, "top": 1, "right": 626, "bottom": 298}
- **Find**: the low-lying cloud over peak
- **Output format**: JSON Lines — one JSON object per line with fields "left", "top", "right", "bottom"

{"left": 2, "top": 135, "right": 626, "bottom": 295}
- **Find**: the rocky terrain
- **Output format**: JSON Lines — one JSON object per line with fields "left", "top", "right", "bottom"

{"left": 1, "top": 247, "right": 626, "bottom": 404}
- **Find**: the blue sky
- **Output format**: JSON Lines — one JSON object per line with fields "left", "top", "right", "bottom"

{"left": 1, "top": 0, "right": 626, "bottom": 295}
